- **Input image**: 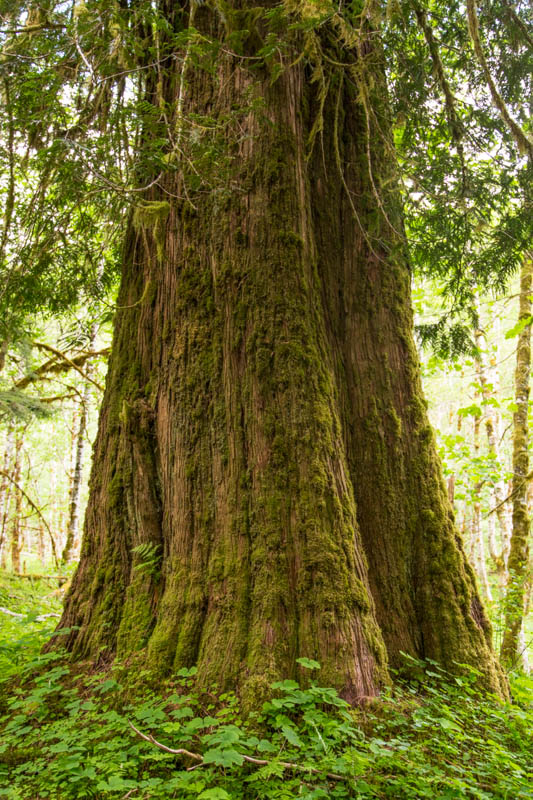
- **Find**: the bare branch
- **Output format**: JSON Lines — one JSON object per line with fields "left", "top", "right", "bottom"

{"left": 128, "top": 722, "right": 346, "bottom": 782}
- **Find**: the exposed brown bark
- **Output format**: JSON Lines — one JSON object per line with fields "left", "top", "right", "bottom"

{"left": 55, "top": 6, "right": 504, "bottom": 698}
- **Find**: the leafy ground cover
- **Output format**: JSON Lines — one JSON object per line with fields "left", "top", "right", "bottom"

{"left": 0, "top": 569, "right": 63, "bottom": 679}
{"left": 0, "top": 574, "right": 531, "bottom": 800}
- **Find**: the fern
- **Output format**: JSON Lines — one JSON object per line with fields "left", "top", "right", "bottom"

{"left": 131, "top": 542, "right": 162, "bottom": 578}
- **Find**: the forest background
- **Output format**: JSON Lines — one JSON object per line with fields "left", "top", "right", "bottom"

{"left": 0, "top": 0, "right": 532, "bottom": 798}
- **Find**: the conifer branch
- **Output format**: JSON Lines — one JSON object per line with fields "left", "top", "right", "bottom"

{"left": 15, "top": 348, "right": 109, "bottom": 390}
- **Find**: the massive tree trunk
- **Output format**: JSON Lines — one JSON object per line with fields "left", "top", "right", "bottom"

{"left": 57, "top": 5, "right": 503, "bottom": 699}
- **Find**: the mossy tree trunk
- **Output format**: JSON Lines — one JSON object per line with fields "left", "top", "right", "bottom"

{"left": 10, "top": 433, "right": 23, "bottom": 574}
{"left": 0, "top": 422, "right": 14, "bottom": 563}
{"left": 56, "top": 4, "right": 503, "bottom": 699}
{"left": 501, "top": 258, "right": 533, "bottom": 670}
{"left": 62, "top": 334, "right": 95, "bottom": 565}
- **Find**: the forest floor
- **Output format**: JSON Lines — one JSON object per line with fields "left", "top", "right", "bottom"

{"left": 0, "top": 570, "right": 62, "bottom": 680}
{"left": 0, "top": 570, "right": 532, "bottom": 800}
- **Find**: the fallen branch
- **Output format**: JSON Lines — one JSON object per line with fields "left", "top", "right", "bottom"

{"left": 128, "top": 723, "right": 202, "bottom": 761}
{"left": 10, "top": 574, "right": 66, "bottom": 581}
{"left": 0, "top": 606, "right": 60, "bottom": 621}
{"left": 128, "top": 722, "right": 346, "bottom": 781}
{"left": 0, "top": 606, "right": 22, "bottom": 617}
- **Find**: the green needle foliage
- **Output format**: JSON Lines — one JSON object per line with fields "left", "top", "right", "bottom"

{"left": 0, "top": 0, "right": 531, "bottom": 358}
{"left": 385, "top": 0, "right": 532, "bottom": 355}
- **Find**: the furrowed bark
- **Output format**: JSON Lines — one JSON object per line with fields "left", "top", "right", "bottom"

{"left": 55, "top": 4, "right": 504, "bottom": 698}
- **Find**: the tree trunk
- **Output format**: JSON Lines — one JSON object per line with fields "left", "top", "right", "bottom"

{"left": 474, "top": 325, "right": 510, "bottom": 584}
{"left": 62, "top": 367, "right": 93, "bottom": 563}
{"left": 471, "top": 410, "right": 492, "bottom": 601}
{"left": 501, "top": 258, "right": 533, "bottom": 669}
{"left": 10, "top": 433, "right": 23, "bottom": 573}
{"left": 56, "top": 7, "right": 503, "bottom": 698}
{"left": 0, "top": 422, "right": 15, "bottom": 562}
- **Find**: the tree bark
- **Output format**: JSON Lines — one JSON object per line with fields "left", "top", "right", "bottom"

{"left": 474, "top": 326, "right": 510, "bottom": 583}
{"left": 0, "top": 422, "right": 14, "bottom": 562}
{"left": 501, "top": 258, "right": 533, "bottom": 669}
{"left": 56, "top": 6, "right": 503, "bottom": 698}
{"left": 62, "top": 366, "right": 93, "bottom": 563}
{"left": 10, "top": 433, "right": 23, "bottom": 573}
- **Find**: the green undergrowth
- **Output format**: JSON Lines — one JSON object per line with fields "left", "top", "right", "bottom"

{"left": 0, "top": 653, "right": 531, "bottom": 800}
{"left": 0, "top": 573, "right": 532, "bottom": 799}
{"left": 0, "top": 569, "right": 63, "bottom": 679}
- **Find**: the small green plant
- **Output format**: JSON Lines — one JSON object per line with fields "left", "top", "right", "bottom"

{"left": 0, "top": 570, "right": 62, "bottom": 682}
{"left": 131, "top": 542, "right": 162, "bottom": 579}
{"left": 0, "top": 653, "right": 531, "bottom": 799}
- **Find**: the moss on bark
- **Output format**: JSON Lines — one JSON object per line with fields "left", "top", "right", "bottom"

{"left": 54, "top": 5, "right": 505, "bottom": 700}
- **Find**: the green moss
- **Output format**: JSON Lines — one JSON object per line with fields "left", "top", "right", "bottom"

{"left": 132, "top": 200, "right": 170, "bottom": 264}
{"left": 116, "top": 577, "right": 154, "bottom": 655}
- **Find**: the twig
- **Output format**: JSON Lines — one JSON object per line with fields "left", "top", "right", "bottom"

{"left": 483, "top": 469, "right": 533, "bottom": 518}
{"left": 128, "top": 722, "right": 346, "bottom": 782}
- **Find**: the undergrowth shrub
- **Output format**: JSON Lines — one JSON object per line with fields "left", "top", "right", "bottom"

{"left": 0, "top": 653, "right": 532, "bottom": 799}
{"left": 0, "top": 571, "right": 63, "bottom": 679}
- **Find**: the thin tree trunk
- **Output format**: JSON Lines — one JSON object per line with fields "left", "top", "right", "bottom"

{"left": 473, "top": 498, "right": 492, "bottom": 602}
{"left": 501, "top": 258, "right": 533, "bottom": 669}
{"left": 474, "top": 325, "right": 509, "bottom": 584}
{"left": 0, "top": 422, "right": 15, "bottom": 561}
{"left": 10, "top": 434, "right": 23, "bottom": 573}
{"left": 471, "top": 410, "right": 492, "bottom": 601}
{"left": 62, "top": 376, "right": 92, "bottom": 563}
{"left": 37, "top": 522, "right": 45, "bottom": 566}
